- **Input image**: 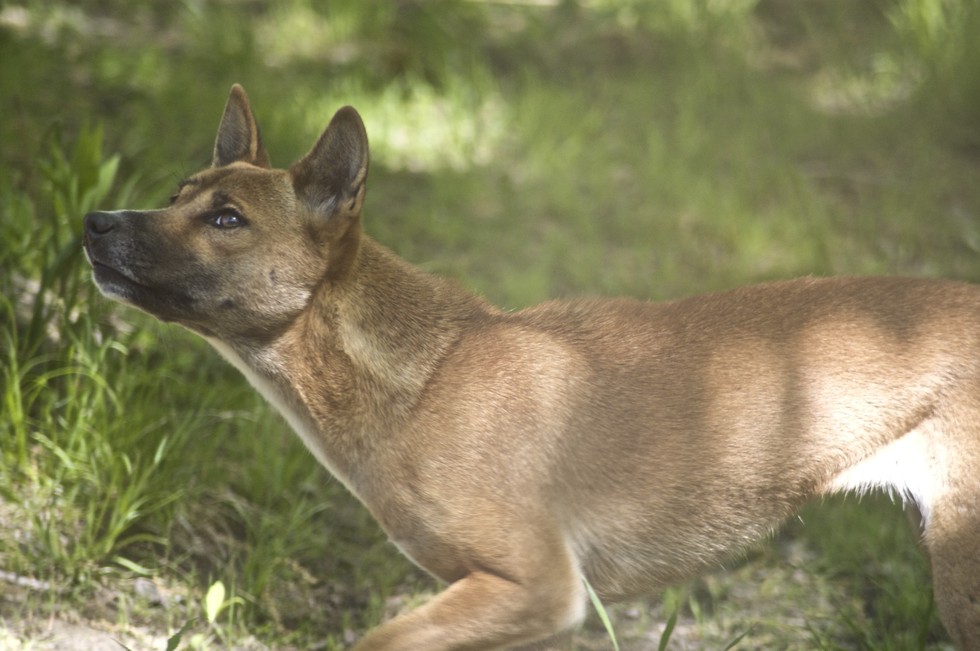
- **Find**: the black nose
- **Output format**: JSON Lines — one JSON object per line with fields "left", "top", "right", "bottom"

{"left": 84, "top": 211, "right": 118, "bottom": 238}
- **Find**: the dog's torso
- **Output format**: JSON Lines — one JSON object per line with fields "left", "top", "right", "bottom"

{"left": 207, "top": 240, "right": 980, "bottom": 602}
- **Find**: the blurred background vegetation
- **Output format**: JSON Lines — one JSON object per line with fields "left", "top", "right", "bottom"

{"left": 1, "top": 0, "right": 978, "bottom": 648}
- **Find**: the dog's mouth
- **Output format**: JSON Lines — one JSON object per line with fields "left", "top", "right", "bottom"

{"left": 86, "top": 256, "right": 196, "bottom": 325}
{"left": 90, "top": 260, "right": 144, "bottom": 290}
{"left": 87, "top": 257, "right": 154, "bottom": 300}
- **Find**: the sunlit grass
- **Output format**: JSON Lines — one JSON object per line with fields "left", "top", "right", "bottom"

{"left": 293, "top": 76, "right": 508, "bottom": 173}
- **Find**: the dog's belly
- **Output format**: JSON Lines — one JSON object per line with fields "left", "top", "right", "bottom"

{"left": 567, "top": 420, "right": 943, "bottom": 602}
{"left": 568, "top": 503, "right": 784, "bottom": 601}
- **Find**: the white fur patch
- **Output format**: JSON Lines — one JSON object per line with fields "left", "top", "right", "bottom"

{"left": 824, "top": 426, "right": 941, "bottom": 526}
{"left": 204, "top": 336, "right": 357, "bottom": 495}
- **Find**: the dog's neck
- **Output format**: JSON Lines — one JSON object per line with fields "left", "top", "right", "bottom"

{"left": 206, "top": 237, "right": 493, "bottom": 495}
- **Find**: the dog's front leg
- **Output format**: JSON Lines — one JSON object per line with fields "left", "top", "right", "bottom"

{"left": 352, "top": 558, "right": 585, "bottom": 651}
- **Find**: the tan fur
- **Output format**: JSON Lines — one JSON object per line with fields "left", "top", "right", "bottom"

{"left": 83, "top": 85, "right": 980, "bottom": 650}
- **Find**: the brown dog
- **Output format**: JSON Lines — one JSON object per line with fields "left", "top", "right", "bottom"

{"left": 83, "top": 84, "right": 980, "bottom": 650}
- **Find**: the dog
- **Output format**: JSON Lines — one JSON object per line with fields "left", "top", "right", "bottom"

{"left": 83, "top": 84, "right": 979, "bottom": 650}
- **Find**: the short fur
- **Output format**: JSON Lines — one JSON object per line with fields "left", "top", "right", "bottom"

{"left": 84, "top": 85, "right": 980, "bottom": 650}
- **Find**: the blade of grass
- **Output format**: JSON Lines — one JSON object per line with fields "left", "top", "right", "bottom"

{"left": 583, "top": 577, "right": 620, "bottom": 651}
{"left": 657, "top": 606, "right": 679, "bottom": 651}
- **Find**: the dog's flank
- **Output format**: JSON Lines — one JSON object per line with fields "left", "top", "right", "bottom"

{"left": 83, "top": 84, "right": 980, "bottom": 650}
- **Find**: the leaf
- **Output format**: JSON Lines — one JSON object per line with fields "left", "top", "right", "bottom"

{"left": 166, "top": 619, "right": 196, "bottom": 651}
{"left": 205, "top": 580, "right": 226, "bottom": 624}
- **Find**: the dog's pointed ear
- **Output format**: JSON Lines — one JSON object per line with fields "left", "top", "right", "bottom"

{"left": 213, "top": 84, "right": 271, "bottom": 168}
{"left": 289, "top": 106, "right": 369, "bottom": 224}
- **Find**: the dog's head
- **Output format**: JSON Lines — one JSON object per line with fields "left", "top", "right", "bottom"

{"left": 83, "top": 84, "right": 368, "bottom": 341}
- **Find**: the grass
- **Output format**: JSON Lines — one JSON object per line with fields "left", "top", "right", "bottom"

{"left": 2, "top": 0, "right": 979, "bottom": 648}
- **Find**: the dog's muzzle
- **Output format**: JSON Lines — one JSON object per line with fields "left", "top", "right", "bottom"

{"left": 83, "top": 210, "right": 125, "bottom": 246}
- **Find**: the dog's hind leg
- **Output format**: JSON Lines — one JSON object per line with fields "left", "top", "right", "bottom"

{"left": 924, "top": 403, "right": 980, "bottom": 650}
{"left": 928, "top": 503, "right": 980, "bottom": 649}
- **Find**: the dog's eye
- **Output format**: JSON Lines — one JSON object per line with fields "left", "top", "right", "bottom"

{"left": 209, "top": 212, "right": 246, "bottom": 229}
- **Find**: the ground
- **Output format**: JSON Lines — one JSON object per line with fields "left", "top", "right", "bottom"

{"left": 2, "top": 535, "right": 947, "bottom": 650}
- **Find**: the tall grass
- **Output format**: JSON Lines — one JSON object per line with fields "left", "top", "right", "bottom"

{"left": 2, "top": 124, "right": 184, "bottom": 581}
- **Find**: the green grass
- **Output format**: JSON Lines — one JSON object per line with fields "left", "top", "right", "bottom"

{"left": 2, "top": 1, "right": 979, "bottom": 648}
